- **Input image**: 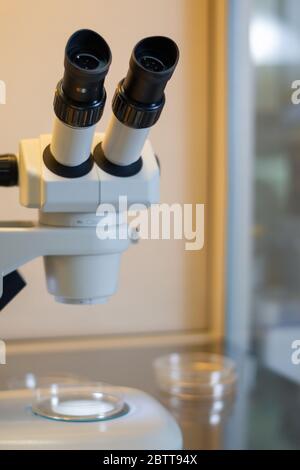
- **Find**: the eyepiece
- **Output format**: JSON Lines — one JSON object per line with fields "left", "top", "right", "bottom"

{"left": 63, "top": 29, "right": 111, "bottom": 102}
{"left": 97, "top": 35, "right": 179, "bottom": 173}
{"left": 54, "top": 29, "right": 112, "bottom": 127}
{"left": 123, "top": 36, "right": 179, "bottom": 105}
{"left": 112, "top": 36, "right": 179, "bottom": 129}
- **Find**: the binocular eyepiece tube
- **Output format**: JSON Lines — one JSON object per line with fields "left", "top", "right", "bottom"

{"left": 49, "top": 29, "right": 112, "bottom": 171}
{"left": 43, "top": 30, "right": 178, "bottom": 304}
{"left": 49, "top": 31, "right": 179, "bottom": 176}
{"left": 100, "top": 36, "right": 179, "bottom": 172}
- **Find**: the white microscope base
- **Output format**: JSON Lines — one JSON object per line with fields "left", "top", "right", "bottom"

{"left": 0, "top": 386, "right": 182, "bottom": 450}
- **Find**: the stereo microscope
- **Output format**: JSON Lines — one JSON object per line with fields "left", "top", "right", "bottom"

{"left": 0, "top": 29, "right": 182, "bottom": 449}
{"left": 0, "top": 29, "right": 178, "bottom": 306}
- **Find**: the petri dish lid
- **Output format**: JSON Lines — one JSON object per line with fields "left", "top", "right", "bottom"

{"left": 153, "top": 352, "right": 237, "bottom": 400}
{"left": 32, "top": 382, "right": 128, "bottom": 422}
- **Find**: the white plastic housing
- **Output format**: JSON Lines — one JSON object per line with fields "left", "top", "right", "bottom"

{"left": 44, "top": 254, "right": 121, "bottom": 304}
{"left": 51, "top": 117, "right": 96, "bottom": 167}
{"left": 18, "top": 133, "right": 160, "bottom": 211}
{"left": 7, "top": 131, "right": 160, "bottom": 304}
{"left": 0, "top": 386, "right": 182, "bottom": 450}
{"left": 0, "top": 222, "right": 129, "bottom": 304}
{"left": 102, "top": 115, "right": 150, "bottom": 166}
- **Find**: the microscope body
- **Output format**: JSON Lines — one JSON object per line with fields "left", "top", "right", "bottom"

{"left": 0, "top": 132, "right": 159, "bottom": 304}
{"left": 0, "top": 29, "right": 183, "bottom": 450}
{"left": 0, "top": 30, "right": 178, "bottom": 307}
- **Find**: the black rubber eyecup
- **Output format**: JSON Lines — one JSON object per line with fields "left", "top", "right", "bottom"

{"left": 43, "top": 145, "right": 94, "bottom": 178}
{"left": 93, "top": 142, "right": 143, "bottom": 177}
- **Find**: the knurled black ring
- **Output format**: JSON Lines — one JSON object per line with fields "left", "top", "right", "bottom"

{"left": 54, "top": 80, "right": 106, "bottom": 128}
{"left": 112, "top": 79, "right": 165, "bottom": 129}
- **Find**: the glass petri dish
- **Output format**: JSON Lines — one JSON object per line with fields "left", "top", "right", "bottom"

{"left": 153, "top": 352, "right": 237, "bottom": 400}
{"left": 32, "top": 382, "right": 129, "bottom": 422}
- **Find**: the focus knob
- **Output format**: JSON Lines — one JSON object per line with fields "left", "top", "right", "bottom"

{"left": 0, "top": 154, "right": 18, "bottom": 186}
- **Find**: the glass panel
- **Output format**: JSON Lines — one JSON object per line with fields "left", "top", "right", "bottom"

{"left": 249, "top": 0, "right": 300, "bottom": 381}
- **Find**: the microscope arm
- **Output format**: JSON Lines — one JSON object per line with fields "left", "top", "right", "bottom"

{"left": 0, "top": 221, "right": 129, "bottom": 299}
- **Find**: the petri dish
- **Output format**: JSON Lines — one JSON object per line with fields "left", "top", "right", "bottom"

{"left": 153, "top": 352, "right": 237, "bottom": 400}
{"left": 32, "top": 382, "right": 129, "bottom": 422}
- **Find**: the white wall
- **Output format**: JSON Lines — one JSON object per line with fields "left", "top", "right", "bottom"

{"left": 0, "top": 0, "right": 207, "bottom": 339}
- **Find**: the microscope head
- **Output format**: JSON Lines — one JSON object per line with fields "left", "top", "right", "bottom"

{"left": 0, "top": 29, "right": 179, "bottom": 308}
